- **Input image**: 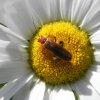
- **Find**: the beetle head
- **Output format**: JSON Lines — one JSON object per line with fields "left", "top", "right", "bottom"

{"left": 38, "top": 36, "right": 47, "bottom": 44}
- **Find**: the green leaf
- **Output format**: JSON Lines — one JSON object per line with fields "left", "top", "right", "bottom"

{"left": 72, "top": 90, "right": 79, "bottom": 100}
{"left": 0, "top": 83, "right": 6, "bottom": 88}
{"left": 10, "top": 97, "right": 13, "bottom": 100}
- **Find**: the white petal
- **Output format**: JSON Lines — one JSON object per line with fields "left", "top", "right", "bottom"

{"left": 0, "top": 40, "right": 28, "bottom": 61}
{"left": 92, "top": 41, "right": 100, "bottom": 50}
{"left": 71, "top": 80, "right": 100, "bottom": 100}
{"left": 0, "top": 25, "right": 28, "bottom": 46}
{"left": 1, "top": 0, "right": 35, "bottom": 40}
{"left": 86, "top": 71, "right": 100, "bottom": 94}
{"left": 0, "top": 0, "right": 8, "bottom": 25}
{"left": 26, "top": 0, "right": 61, "bottom": 27}
{"left": 12, "top": 85, "right": 30, "bottom": 100}
{"left": 90, "top": 30, "right": 100, "bottom": 41}
{"left": 11, "top": 77, "right": 33, "bottom": 100}
{"left": 26, "top": 0, "right": 50, "bottom": 27}
{"left": 0, "top": 28, "right": 10, "bottom": 41}
{"left": 50, "top": 85, "right": 75, "bottom": 100}
{"left": 94, "top": 50, "right": 100, "bottom": 63}
{"left": 80, "top": 0, "right": 100, "bottom": 33}
{"left": 90, "top": 30, "right": 100, "bottom": 49}
{"left": 71, "top": 0, "right": 92, "bottom": 25}
{"left": 48, "top": 0, "right": 61, "bottom": 21}
{"left": 0, "top": 40, "right": 10, "bottom": 47}
{"left": 0, "top": 0, "right": 7, "bottom": 8}
{"left": 60, "top": 0, "right": 72, "bottom": 20}
{"left": 0, "top": 73, "right": 33, "bottom": 100}
{"left": 29, "top": 81, "right": 46, "bottom": 100}
{"left": 90, "top": 64, "right": 100, "bottom": 73}
{"left": 43, "top": 86, "right": 52, "bottom": 100}
{"left": 0, "top": 61, "right": 31, "bottom": 83}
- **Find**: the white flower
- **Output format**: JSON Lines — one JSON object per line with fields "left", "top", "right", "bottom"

{"left": 0, "top": 0, "right": 100, "bottom": 100}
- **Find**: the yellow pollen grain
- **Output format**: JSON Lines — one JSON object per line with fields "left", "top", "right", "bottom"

{"left": 29, "top": 21, "right": 93, "bottom": 85}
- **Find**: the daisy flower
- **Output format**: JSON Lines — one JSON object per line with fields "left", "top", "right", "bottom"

{"left": 0, "top": 0, "right": 100, "bottom": 100}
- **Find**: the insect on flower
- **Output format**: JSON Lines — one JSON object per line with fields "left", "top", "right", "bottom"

{"left": 38, "top": 36, "right": 72, "bottom": 61}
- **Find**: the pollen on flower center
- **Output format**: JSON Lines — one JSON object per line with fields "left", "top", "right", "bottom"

{"left": 29, "top": 21, "right": 93, "bottom": 85}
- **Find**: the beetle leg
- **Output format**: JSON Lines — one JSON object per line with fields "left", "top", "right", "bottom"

{"left": 53, "top": 37, "right": 56, "bottom": 42}
{"left": 53, "top": 56, "right": 61, "bottom": 61}
{"left": 59, "top": 41, "right": 64, "bottom": 47}
{"left": 47, "top": 35, "right": 56, "bottom": 42}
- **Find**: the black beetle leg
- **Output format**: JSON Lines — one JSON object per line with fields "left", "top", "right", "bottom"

{"left": 59, "top": 41, "right": 64, "bottom": 47}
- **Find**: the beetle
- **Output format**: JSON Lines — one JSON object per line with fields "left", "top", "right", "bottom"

{"left": 38, "top": 36, "right": 72, "bottom": 61}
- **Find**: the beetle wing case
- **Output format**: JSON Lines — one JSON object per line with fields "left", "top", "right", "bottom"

{"left": 44, "top": 40, "right": 72, "bottom": 61}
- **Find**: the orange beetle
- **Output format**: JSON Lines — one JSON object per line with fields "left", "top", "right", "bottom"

{"left": 38, "top": 36, "right": 72, "bottom": 61}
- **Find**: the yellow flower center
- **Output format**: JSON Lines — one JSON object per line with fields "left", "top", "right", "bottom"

{"left": 29, "top": 21, "right": 93, "bottom": 85}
